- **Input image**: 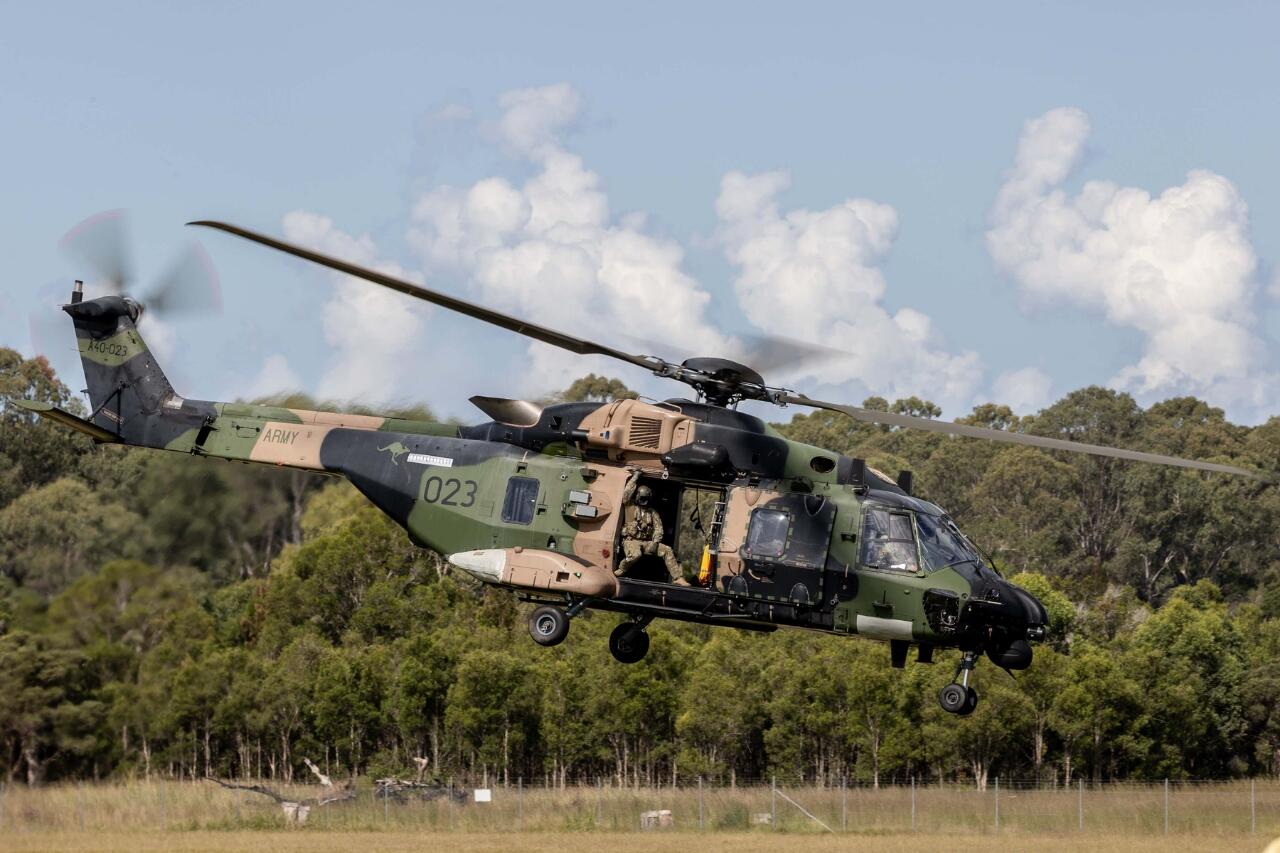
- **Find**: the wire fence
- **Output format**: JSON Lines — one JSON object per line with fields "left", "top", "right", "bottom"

{"left": 1, "top": 777, "right": 1279, "bottom": 835}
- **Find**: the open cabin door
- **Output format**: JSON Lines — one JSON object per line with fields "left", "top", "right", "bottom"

{"left": 719, "top": 488, "right": 836, "bottom": 608}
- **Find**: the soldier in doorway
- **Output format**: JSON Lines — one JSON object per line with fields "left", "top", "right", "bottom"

{"left": 617, "top": 470, "right": 683, "bottom": 582}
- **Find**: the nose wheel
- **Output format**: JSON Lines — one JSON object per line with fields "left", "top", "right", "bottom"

{"left": 939, "top": 651, "right": 980, "bottom": 715}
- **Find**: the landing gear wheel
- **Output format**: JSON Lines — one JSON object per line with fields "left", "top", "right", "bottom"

{"left": 609, "top": 623, "right": 650, "bottom": 663}
{"left": 529, "top": 606, "right": 569, "bottom": 647}
{"left": 939, "top": 683, "right": 968, "bottom": 714}
{"left": 964, "top": 686, "right": 979, "bottom": 715}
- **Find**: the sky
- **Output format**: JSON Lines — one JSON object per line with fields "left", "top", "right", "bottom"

{"left": 2, "top": 1, "right": 1279, "bottom": 424}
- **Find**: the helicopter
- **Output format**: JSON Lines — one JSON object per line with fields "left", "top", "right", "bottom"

{"left": 18, "top": 218, "right": 1272, "bottom": 717}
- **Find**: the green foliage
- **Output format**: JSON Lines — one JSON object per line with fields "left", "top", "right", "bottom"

{"left": 546, "top": 374, "right": 638, "bottom": 403}
{"left": 1, "top": 365, "right": 1279, "bottom": 787}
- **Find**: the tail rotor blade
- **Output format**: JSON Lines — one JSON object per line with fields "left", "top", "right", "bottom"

{"left": 58, "top": 209, "right": 133, "bottom": 295}
{"left": 145, "top": 240, "right": 223, "bottom": 317}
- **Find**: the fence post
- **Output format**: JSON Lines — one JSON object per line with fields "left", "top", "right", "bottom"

{"left": 596, "top": 778, "right": 603, "bottom": 826}
{"left": 771, "top": 775, "right": 777, "bottom": 830}
{"left": 1163, "top": 778, "right": 1168, "bottom": 834}
{"left": 994, "top": 776, "right": 1000, "bottom": 832}
{"left": 448, "top": 777, "right": 454, "bottom": 830}
{"left": 1077, "top": 779, "right": 1083, "bottom": 832}
{"left": 698, "top": 777, "right": 704, "bottom": 830}
{"left": 1251, "top": 778, "right": 1256, "bottom": 834}
{"left": 159, "top": 779, "right": 166, "bottom": 831}
{"left": 518, "top": 777, "right": 523, "bottom": 831}
{"left": 841, "top": 776, "right": 846, "bottom": 832}
{"left": 911, "top": 776, "right": 916, "bottom": 832}
{"left": 77, "top": 780, "right": 85, "bottom": 833}
{"left": 384, "top": 781, "right": 389, "bottom": 826}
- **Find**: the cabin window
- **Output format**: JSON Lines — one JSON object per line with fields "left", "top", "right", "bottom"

{"left": 860, "top": 507, "right": 920, "bottom": 573}
{"left": 501, "top": 476, "right": 539, "bottom": 525}
{"left": 746, "top": 509, "right": 790, "bottom": 559}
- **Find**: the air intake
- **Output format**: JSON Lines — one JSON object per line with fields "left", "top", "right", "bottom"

{"left": 628, "top": 416, "right": 663, "bottom": 449}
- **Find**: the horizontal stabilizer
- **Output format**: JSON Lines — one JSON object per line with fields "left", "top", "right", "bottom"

{"left": 13, "top": 400, "right": 120, "bottom": 443}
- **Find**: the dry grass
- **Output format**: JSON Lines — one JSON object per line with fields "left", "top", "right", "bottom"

{"left": 1, "top": 779, "right": 1278, "bottom": 852}
{"left": 0, "top": 831, "right": 1272, "bottom": 853}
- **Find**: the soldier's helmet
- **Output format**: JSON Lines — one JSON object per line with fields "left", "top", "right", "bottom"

{"left": 635, "top": 485, "right": 652, "bottom": 505}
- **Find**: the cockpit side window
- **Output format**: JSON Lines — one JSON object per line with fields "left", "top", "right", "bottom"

{"left": 861, "top": 507, "right": 920, "bottom": 573}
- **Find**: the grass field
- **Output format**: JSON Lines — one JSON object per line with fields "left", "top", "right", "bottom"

{"left": 1, "top": 830, "right": 1275, "bottom": 853}
{"left": 2, "top": 780, "right": 1279, "bottom": 852}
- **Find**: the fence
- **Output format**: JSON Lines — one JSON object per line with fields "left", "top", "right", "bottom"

{"left": 1, "top": 777, "right": 1278, "bottom": 836}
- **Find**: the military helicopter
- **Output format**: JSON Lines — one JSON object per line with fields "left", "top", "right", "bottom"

{"left": 19, "top": 218, "right": 1271, "bottom": 717}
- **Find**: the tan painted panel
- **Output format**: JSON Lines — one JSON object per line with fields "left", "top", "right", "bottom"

{"left": 575, "top": 399, "right": 692, "bottom": 465}
{"left": 716, "top": 486, "right": 782, "bottom": 581}
{"left": 571, "top": 464, "right": 629, "bottom": 571}
{"left": 248, "top": 421, "right": 331, "bottom": 469}
{"left": 287, "top": 408, "right": 386, "bottom": 430}
{"left": 503, "top": 547, "right": 618, "bottom": 597}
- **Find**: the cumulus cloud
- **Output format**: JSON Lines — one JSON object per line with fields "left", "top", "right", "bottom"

{"left": 715, "top": 170, "right": 982, "bottom": 408}
{"left": 991, "top": 367, "right": 1053, "bottom": 414}
{"left": 245, "top": 353, "right": 302, "bottom": 400}
{"left": 987, "top": 107, "right": 1273, "bottom": 412}
{"left": 281, "top": 212, "right": 427, "bottom": 404}
{"left": 407, "top": 85, "right": 730, "bottom": 392}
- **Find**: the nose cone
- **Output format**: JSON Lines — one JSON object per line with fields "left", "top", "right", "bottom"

{"left": 965, "top": 572, "right": 1048, "bottom": 670}
{"left": 1009, "top": 582, "right": 1049, "bottom": 642}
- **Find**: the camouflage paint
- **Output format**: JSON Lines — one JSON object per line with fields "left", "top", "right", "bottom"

{"left": 42, "top": 293, "right": 1045, "bottom": 664}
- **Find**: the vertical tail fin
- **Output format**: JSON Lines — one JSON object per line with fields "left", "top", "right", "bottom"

{"left": 64, "top": 290, "right": 180, "bottom": 442}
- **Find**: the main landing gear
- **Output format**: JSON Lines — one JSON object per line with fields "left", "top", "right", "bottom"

{"left": 938, "top": 650, "right": 980, "bottom": 716}
{"left": 608, "top": 617, "right": 652, "bottom": 664}
{"left": 527, "top": 602, "right": 653, "bottom": 665}
{"left": 528, "top": 598, "right": 591, "bottom": 647}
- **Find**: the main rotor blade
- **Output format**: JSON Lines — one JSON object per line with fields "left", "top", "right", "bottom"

{"left": 189, "top": 220, "right": 656, "bottom": 371}
{"left": 783, "top": 393, "right": 1273, "bottom": 483}
{"left": 735, "top": 333, "right": 848, "bottom": 377}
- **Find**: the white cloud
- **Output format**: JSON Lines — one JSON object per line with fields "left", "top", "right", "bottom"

{"left": 281, "top": 212, "right": 428, "bottom": 404}
{"left": 991, "top": 367, "right": 1053, "bottom": 414}
{"left": 495, "top": 83, "right": 582, "bottom": 160}
{"left": 715, "top": 170, "right": 982, "bottom": 410}
{"left": 245, "top": 353, "right": 302, "bottom": 400}
{"left": 407, "top": 84, "right": 730, "bottom": 393}
{"left": 987, "top": 107, "right": 1273, "bottom": 413}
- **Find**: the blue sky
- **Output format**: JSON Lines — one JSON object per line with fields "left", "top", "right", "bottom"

{"left": 3, "top": 1, "right": 1278, "bottom": 423}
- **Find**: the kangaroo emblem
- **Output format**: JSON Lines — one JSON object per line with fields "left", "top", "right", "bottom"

{"left": 378, "top": 441, "right": 411, "bottom": 465}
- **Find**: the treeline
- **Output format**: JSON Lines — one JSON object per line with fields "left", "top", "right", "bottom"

{"left": 2, "top": 353, "right": 1279, "bottom": 789}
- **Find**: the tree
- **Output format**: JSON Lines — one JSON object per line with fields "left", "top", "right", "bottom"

{"left": 1049, "top": 643, "right": 1146, "bottom": 783}
{"left": 549, "top": 374, "right": 637, "bottom": 403}
{"left": 0, "top": 349, "right": 91, "bottom": 507}
{"left": 0, "top": 478, "right": 151, "bottom": 597}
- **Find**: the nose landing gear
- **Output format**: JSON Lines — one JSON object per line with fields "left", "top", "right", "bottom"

{"left": 939, "top": 650, "right": 979, "bottom": 715}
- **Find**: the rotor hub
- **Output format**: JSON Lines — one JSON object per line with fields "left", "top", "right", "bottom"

{"left": 676, "top": 357, "right": 768, "bottom": 407}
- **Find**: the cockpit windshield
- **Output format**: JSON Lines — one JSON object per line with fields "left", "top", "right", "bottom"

{"left": 861, "top": 504, "right": 987, "bottom": 574}
{"left": 915, "top": 512, "right": 984, "bottom": 573}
